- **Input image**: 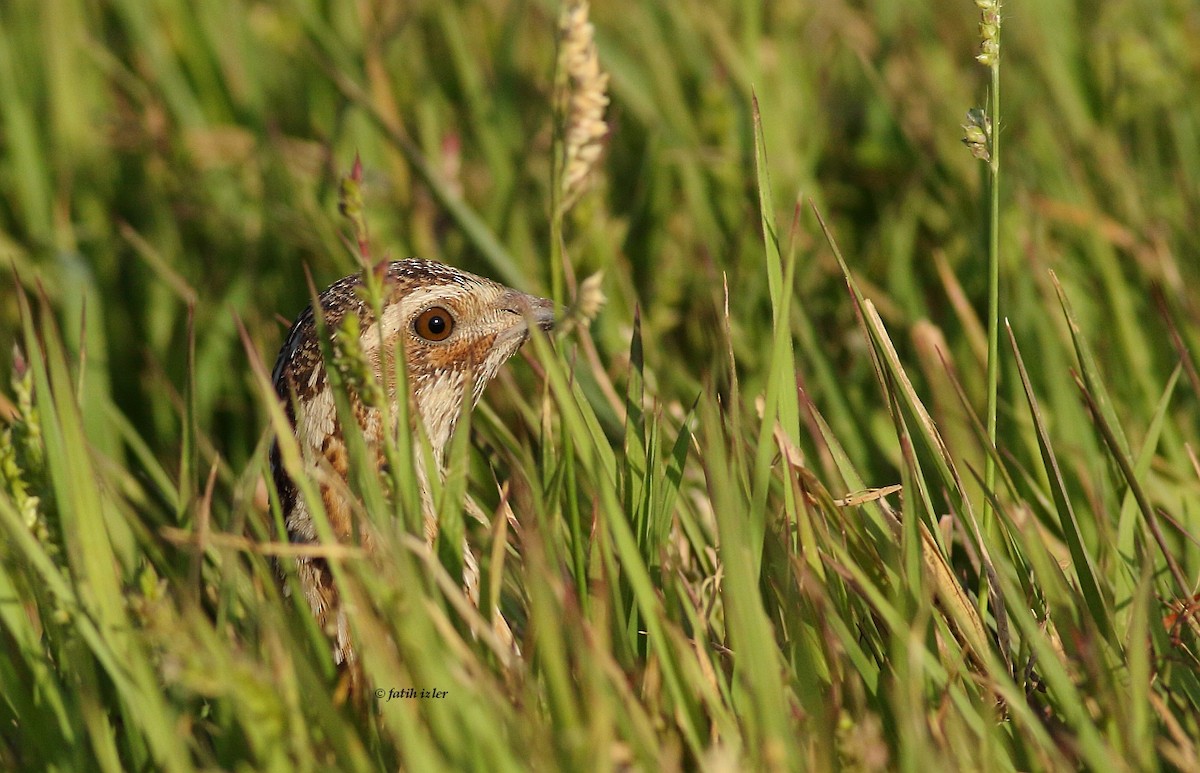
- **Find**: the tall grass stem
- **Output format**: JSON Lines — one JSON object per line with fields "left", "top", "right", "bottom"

{"left": 982, "top": 7, "right": 1002, "bottom": 539}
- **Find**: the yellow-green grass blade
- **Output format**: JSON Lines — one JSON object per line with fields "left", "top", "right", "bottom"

{"left": 1113, "top": 365, "right": 1181, "bottom": 633}
{"left": 18, "top": 293, "right": 192, "bottom": 771}
{"left": 1008, "top": 323, "right": 1113, "bottom": 646}
{"left": 750, "top": 93, "right": 804, "bottom": 580}
{"left": 697, "top": 394, "right": 795, "bottom": 768}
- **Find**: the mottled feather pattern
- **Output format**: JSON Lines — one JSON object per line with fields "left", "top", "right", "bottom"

{"left": 269, "top": 258, "right": 553, "bottom": 666}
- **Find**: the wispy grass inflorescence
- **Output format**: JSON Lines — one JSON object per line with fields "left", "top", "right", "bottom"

{"left": 558, "top": 1, "right": 610, "bottom": 208}
{"left": 0, "top": 345, "right": 47, "bottom": 538}
{"left": 555, "top": 269, "right": 607, "bottom": 336}
{"left": 333, "top": 156, "right": 388, "bottom": 424}
{"left": 339, "top": 154, "right": 387, "bottom": 297}
{"left": 331, "top": 314, "right": 384, "bottom": 411}
{"left": 549, "top": 0, "right": 611, "bottom": 309}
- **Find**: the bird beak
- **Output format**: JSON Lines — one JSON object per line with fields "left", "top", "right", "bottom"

{"left": 502, "top": 290, "right": 556, "bottom": 333}
{"left": 529, "top": 295, "right": 556, "bottom": 332}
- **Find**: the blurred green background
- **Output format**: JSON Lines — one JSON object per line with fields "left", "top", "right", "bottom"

{"left": 3, "top": 0, "right": 1196, "bottom": 481}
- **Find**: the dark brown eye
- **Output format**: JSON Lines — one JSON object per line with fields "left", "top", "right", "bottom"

{"left": 414, "top": 306, "right": 454, "bottom": 341}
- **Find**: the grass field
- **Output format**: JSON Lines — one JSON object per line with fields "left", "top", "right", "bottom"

{"left": 3, "top": 0, "right": 1200, "bottom": 770}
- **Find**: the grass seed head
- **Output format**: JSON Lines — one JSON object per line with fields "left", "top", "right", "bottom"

{"left": 974, "top": 0, "right": 1001, "bottom": 67}
{"left": 559, "top": 1, "right": 610, "bottom": 204}
{"left": 961, "top": 108, "right": 992, "bottom": 161}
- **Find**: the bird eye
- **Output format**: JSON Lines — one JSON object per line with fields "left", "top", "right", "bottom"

{"left": 414, "top": 306, "right": 454, "bottom": 342}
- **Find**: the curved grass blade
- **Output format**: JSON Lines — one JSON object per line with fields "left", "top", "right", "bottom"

{"left": 1007, "top": 322, "right": 1113, "bottom": 645}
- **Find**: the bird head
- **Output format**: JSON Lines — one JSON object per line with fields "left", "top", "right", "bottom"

{"left": 273, "top": 259, "right": 554, "bottom": 473}
{"left": 366, "top": 260, "right": 555, "bottom": 454}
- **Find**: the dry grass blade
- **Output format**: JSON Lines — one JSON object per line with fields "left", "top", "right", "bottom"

{"left": 1072, "top": 371, "right": 1192, "bottom": 600}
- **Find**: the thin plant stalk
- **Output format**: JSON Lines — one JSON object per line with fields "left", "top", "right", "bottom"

{"left": 979, "top": 2, "right": 1002, "bottom": 538}
{"left": 983, "top": 82, "right": 999, "bottom": 537}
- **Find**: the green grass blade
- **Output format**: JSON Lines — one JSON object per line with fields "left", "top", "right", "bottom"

{"left": 1007, "top": 322, "right": 1112, "bottom": 644}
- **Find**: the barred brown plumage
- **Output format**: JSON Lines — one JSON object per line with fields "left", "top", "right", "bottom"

{"left": 269, "top": 258, "right": 553, "bottom": 668}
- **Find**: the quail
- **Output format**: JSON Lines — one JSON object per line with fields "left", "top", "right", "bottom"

{"left": 270, "top": 258, "right": 553, "bottom": 666}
